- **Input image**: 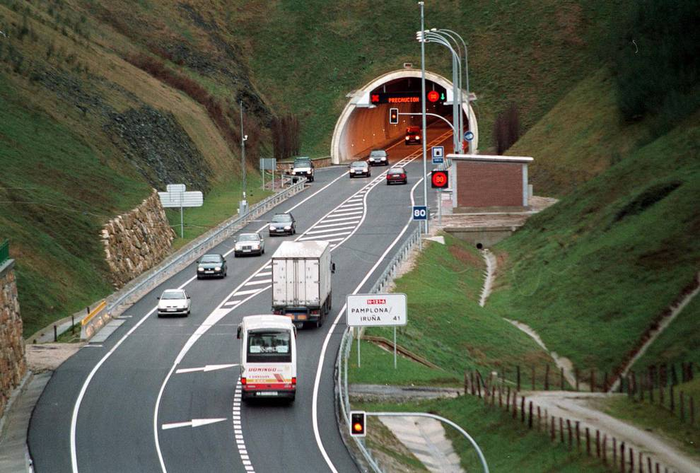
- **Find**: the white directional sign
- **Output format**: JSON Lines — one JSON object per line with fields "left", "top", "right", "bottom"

{"left": 167, "top": 183, "right": 186, "bottom": 194}
{"left": 347, "top": 293, "right": 407, "bottom": 327}
{"left": 158, "top": 191, "right": 203, "bottom": 208}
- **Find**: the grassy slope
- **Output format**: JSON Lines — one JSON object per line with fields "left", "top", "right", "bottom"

{"left": 356, "top": 398, "right": 608, "bottom": 473}
{"left": 359, "top": 235, "right": 555, "bottom": 384}
{"left": 231, "top": 0, "right": 617, "bottom": 154}
{"left": 0, "top": 0, "right": 256, "bottom": 335}
{"left": 489, "top": 73, "right": 700, "bottom": 374}
{"left": 0, "top": 76, "right": 149, "bottom": 335}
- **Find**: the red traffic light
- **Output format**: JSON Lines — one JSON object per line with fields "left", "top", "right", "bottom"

{"left": 389, "top": 108, "right": 399, "bottom": 125}
{"left": 350, "top": 411, "right": 366, "bottom": 437}
{"left": 431, "top": 170, "right": 449, "bottom": 189}
{"left": 427, "top": 90, "right": 440, "bottom": 103}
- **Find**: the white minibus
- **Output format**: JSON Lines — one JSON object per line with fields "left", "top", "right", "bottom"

{"left": 237, "top": 315, "right": 297, "bottom": 402}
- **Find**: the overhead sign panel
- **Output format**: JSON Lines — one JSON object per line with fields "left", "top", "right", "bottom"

{"left": 347, "top": 293, "right": 407, "bottom": 327}
{"left": 369, "top": 89, "right": 447, "bottom": 105}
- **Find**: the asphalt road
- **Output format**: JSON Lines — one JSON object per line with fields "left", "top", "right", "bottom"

{"left": 28, "top": 124, "right": 453, "bottom": 473}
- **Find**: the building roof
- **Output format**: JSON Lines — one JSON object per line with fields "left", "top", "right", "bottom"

{"left": 448, "top": 154, "right": 534, "bottom": 164}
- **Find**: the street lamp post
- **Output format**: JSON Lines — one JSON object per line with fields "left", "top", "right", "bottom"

{"left": 419, "top": 1, "right": 429, "bottom": 233}
{"left": 439, "top": 29, "right": 471, "bottom": 154}
{"left": 240, "top": 100, "right": 249, "bottom": 215}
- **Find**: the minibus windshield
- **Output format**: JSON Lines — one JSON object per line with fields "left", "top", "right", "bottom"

{"left": 247, "top": 329, "right": 292, "bottom": 363}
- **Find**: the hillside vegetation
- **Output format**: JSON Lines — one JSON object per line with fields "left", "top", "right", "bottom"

{"left": 0, "top": 0, "right": 269, "bottom": 335}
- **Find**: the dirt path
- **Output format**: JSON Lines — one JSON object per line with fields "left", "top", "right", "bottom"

{"left": 526, "top": 391, "right": 700, "bottom": 473}
{"left": 478, "top": 249, "right": 496, "bottom": 307}
{"left": 611, "top": 273, "right": 700, "bottom": 392}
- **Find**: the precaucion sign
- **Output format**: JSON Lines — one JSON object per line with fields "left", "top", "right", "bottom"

{"left": 346, "top": 293, "right": 407, "bottom": 327}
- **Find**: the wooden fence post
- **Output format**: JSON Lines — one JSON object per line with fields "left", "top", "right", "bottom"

{"left": 576, "top": 421, "right": 581, "bottom": 450}
{"left": 560, "top": 367, "right": 564, "bottom": 390}
{"left": 630, "top": 447, "right": 634, "bottom": 472}
{"left": 659, "top": 383, "right": 664, "bottom": 407}
{"left": 602, "top": 434, "right": 608, "bottom": 465}
{"left": 512, "top": 393, "right": 518, "bottom": 419}
{"left": 596, "top": 430, "right": 601, "bottom": 458}
{"left": 551, "top": 416, "right": 556, "bottom": 442}
{"left": 620, "top": 442, "right": 625, "bottom": 473}
{"left": 537, "top": 406, "right": 541, "bottom": 431}
{"left": 471, "top": 371, "right": 476, "bottom": 395}
{"left": 591, "top": 369, "right": 596, "bottom": 393}
{"left": 586, "top": 427, "right": 591, "bottom": 456}
{"left": 545, "top": 364, "right": 550, "bottom": 391}
{"left": 566, "top": 419, "right": 572, "bottom": 448}
{"left": 499, "top": 386, "right": 503, "bottom": 408}
{"left": 559, "top": 418, "right": 564, "bottom": 444}
{"left": 491, "top": 386, "right": 496, "bottom": 407}
{"left": 521, "top": 396, "right": 526, "bottom": 423}
{"left": 604, "top": 371, "right": 609, "bottom": 392}
{"left": 517, "top": 365, "right": 521, "bottom": 391}
{"left": 670, "top": 383, "right": 675, "bottom": 412}
{"left": 575, "top": 367, "right": 580, "bottom": 391}
{"left": 464, "top": 371, "right": 468, "bottom": 396}
{"left": 506, "top": 387, "right": 511, "bottom": 411}
{"left": 613, "top": 437, "right": 617, "bottom": 466}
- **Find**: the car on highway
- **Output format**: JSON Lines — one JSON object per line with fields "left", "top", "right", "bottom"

{"left": 157, "top": 289, "right": 191, "bottom": 317}
{"left": 234, "top": 233, "right": 265, "bottom": 256}
{"left": 367, "top": 149, "right": 388, "bottom": 166}
{"left": 291, "top": 157, "right": 314, "bottom": 182}
{"left": 196, "top": 253, "right": 227, "bottom": 278}
{"left": 349, "top": 160, "right": 371, "bottom": 178}
{"left": 238, "top": 315, "right": 297, "bottom": 403}
{"left": 269, "top": 213, "right": 296, "bottom": 236}
{"left": 405, "top": 125, "right": 422, "bottom": 145}
{"left": 386, "top": 167, "right": 408, "bottom": 185}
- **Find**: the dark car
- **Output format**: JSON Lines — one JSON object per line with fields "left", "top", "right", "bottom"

{"left": 349, "top": 160, "right": 371, "bottom": 178}
{"left": 269, "top": 213, "right": 296, "bottom": 236}
{"left": 197, "top": 253, "right": 227, "bottom": 279}
{"left": 368, "top": 149, "right": 388, "bottom": 166}
{"left": 405, "top": 125, "right": 422, "bottom": 145}
{"left": 386, "top": 167, "right": 408, "bottom": 185}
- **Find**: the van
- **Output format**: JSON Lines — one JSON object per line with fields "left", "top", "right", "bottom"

{"left": 237, "top": 315, "right": 297, "bottom": 402}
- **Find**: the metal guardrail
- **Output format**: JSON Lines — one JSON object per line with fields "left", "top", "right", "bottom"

{"left": 0, "top": 240, "right": 9, "bottom": 265}
{"left": 104, "top": 179, "right": 306, "bottom": 318}
{"left": 335, "top": 225, "right": 422, "bottom": 472}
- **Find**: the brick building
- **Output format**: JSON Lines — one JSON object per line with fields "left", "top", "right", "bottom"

{"left": 448, "top": 154, "right": 533, "bottom": 212}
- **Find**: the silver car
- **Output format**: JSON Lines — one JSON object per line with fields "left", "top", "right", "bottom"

{"left": 157, "top": 289, "right": 191, "bottom": 317}
{"left": 349, "top": 160, "right": 371, "bottom": 178}
{"left": 234, "top": 233, "right": 265, "bottom": 257}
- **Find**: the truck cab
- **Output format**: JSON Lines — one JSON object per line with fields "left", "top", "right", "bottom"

{"left": 238, "top": 315, "right": 297, "bottom": 402}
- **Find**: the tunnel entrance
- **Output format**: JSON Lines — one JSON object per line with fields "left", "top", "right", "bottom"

{"left": 331, "top": 69, "right": 478, "bottom": 164}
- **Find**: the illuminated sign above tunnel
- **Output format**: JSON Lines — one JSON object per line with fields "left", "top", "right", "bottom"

{"left": 369, "top": 91, "right": 447, "bottom": 105}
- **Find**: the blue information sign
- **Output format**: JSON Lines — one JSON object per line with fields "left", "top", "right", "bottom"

{"left": 431, "top": 146, "right": 444, "bottom": 165}
{"left": 464, "top": 131, "right": 475, "bottom": 142}
{"left": 412, "top": 205, "right": 428, "bottom": 221}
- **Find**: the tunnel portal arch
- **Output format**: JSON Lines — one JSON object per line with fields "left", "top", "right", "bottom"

{"left": 330, "top": 69, "right": 478, "bottom": 164}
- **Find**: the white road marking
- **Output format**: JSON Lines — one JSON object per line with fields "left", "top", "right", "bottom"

{"left": 72, "top": 169, "right": 352, "bottom": 473}
{"left": 175, "top": 364, "right": 238, "bottom": 374}
{"left": 162, "top": 418, "right": 227, "bottom": 430}
{"left": 223, "top": 301, "right": 241, "bottom": 307}
{"left": 298, "top": 234, "right": 351, "bottom": 242}
{"left": 233, "top": 288, "right": 265, "bottom": 296}
{"left": 310, "top": 220, "right": 361, "bottom": 230}
{"left": 257, "top": 272, "right": 272, "bottom": 277}
{"left": 311, "top": 171, "right": 426, "bottom": 473}
{"left": 303, "top": 225, "right": 356, "bottom": 236}
{"left": 243, "top": 279, "right": 272, "bottom": 286}
{"left": 328, "top": 210, "right": 363, "bottom": 217}
{"left": 317, "top": 215, "right": 362, "bottom": 224}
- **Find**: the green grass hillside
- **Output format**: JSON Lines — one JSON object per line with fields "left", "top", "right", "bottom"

{"left": 489, "top": 74, "right": 700, "bottom": 376}
{"left": 231, "top": 0, "right": 620, "bottom": 153}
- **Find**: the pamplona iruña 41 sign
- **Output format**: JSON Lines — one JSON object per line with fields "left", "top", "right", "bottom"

{"left": 346, "top": 294, "right": 407, "bottom": 327}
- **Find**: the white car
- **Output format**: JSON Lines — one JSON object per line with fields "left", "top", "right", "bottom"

{"left": 157, "top": 289, "right": 191, "bottom": 317}
{"left": 234, "top": 233, "right": 265, "bottom": 257}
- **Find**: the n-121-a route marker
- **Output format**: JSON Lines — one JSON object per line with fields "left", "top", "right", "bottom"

{"left": 347, "top": 293, "right": 407, "bottom": 369}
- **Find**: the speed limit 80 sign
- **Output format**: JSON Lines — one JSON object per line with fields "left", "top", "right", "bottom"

{"left": 412, "top": 205, "right": 428, "bottom": 221}
{"left": 431, "top": 170, "right": 449, "bottom": 189}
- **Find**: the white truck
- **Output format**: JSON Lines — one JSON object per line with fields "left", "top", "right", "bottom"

{"left": 271, "top": 241, "right": 334, "bottom": 328}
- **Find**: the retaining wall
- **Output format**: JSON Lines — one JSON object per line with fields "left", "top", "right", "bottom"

{"left": 0, "top": 260, "right": 26, "bottom": 419}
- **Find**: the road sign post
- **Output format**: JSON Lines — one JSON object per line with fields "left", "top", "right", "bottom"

{"left": 347, "top": 294, "right": 407, "bottom": 369}
{"left": 158, "top": 184, "right": 204, "bottom": 238}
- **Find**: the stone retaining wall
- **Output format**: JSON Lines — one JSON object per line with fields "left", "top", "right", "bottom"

{"left": 101, "top": 189, "right": 176, "bottom": 288}
{"left": 0, "top": 260, "right": 25, "bottom": 419}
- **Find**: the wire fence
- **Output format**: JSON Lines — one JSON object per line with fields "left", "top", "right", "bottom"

{"left": 335, "top": 225, "right": 422, "bottom": 472}
{"left": 104, "top": 179, "right": 306, "bottom": 318}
